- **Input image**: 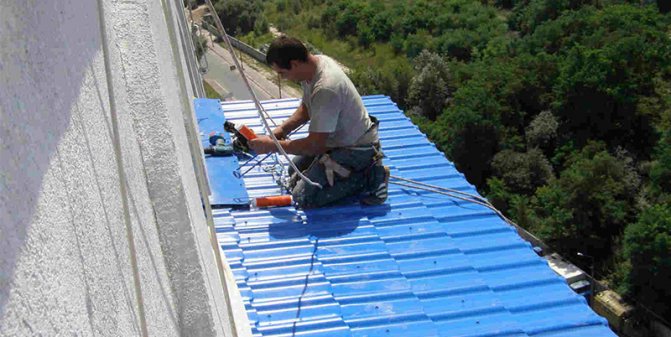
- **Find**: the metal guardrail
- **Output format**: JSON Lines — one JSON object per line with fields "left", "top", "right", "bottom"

{"left": 201, "top": 21, "right": 266, "bottom": 63}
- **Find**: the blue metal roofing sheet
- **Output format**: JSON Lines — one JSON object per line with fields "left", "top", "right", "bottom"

{"left": 212, "top": 95, "right": 616, "bottom": 337}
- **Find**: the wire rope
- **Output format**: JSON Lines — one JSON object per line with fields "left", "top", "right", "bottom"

{"left": 387, "top": 179, "right": 515, "bottom": 226}
{"left": 390, "top": 175, "right": 490, "bottom": 203}
{"left": 203, "top": 0, "right": 321, "bottom": 188}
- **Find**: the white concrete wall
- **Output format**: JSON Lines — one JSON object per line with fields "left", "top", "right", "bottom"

{"left": 0, "top": 1, "right": 234, "bottom": 336}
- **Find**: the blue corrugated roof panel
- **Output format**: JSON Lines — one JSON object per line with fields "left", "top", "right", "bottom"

{"left": 212, "top": 96, "right": 616, "bottom": 337}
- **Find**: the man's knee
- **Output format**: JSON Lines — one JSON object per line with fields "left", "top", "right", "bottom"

{"left": 289, "top": 155, "right": 315, "bottom": 176}
{"left": 291, "top": 180, "right": 318, "bottom": 208}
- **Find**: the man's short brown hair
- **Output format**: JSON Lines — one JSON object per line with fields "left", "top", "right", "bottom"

{"left": 265, "top": 36, "right": 308, "bottom": 70}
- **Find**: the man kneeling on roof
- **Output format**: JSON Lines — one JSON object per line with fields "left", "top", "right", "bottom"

{"left": 249, "top": 36, "right": 389, "bottom": 208}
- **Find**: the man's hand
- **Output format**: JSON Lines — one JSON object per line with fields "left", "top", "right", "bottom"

{"left": 249, "top": 135, "right": 278, "bottom": 154}
{"left": 272, "top": 126, "right": 287, "bottom": 140}
{"left": 268, "top": 103, "right": 308, "bottom": 141}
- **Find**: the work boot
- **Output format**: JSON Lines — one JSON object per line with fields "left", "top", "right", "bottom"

{"left": 361, "top": 165, "right": 390, "bottom": 206}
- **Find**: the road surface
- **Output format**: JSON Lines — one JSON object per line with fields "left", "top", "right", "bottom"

{"left": 201, "top": 37, "right": 301, "bottom": 101}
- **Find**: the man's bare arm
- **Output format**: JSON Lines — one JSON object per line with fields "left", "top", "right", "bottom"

{"left": 279, "top": 131, "right": 328, "bottom": 156}
{"left": 248, "top": 131, "right": 328, "bottom": 156}
{"left": 251, "top": 104, "right": 329, "bottom": 156}
{"left": 274, "top": 103, "right": 309, "bottom": 139}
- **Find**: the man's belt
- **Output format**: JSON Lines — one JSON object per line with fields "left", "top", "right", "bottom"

{"left": 318, "top": 115, "right": 382, "bottom": 187}
{"left": 319, "top": 154, "right": 351, "bottom": 187}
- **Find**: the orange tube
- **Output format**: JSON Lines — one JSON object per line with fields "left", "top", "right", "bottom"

{"left": 253, "top": 195, "right": 292, "bottom": 208}
{"left": 237, "top": 124, "right": 257, "bottom": 140}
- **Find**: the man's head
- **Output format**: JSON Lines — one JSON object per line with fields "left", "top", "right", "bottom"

{"left": 266, "top": 36, "right": 311, "bottom": 81}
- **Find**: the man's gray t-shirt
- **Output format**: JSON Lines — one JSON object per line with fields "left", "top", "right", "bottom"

{"left": 301, "top": 55, "right": 373, "bottom": 148}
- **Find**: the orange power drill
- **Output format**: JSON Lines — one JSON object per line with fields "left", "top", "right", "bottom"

{"left": 224, "top": 121, "right": 256, "bottom": 153}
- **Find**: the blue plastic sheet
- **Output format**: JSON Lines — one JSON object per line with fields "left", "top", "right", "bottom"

{"left": 194, "top": 98, "right": 249, "bottom": 206}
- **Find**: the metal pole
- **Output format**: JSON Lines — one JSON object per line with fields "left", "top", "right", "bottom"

{"left": 278, "top": 73, "right": 282, "bottom": 98}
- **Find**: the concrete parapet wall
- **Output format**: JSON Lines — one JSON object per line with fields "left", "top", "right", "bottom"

{"left": 1, "top": 1, "right": 233, "bottom": 336}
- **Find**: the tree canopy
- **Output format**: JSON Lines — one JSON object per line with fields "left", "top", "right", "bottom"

{"left": 212, "top": 0, "right": 264, "bottom": 36}
{"left": 245, "top": 0, "right": 671, "bottom": 320}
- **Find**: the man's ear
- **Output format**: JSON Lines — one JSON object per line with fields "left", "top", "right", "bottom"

{"left": 289, "top": 60, "right": 300, "bottom": 70}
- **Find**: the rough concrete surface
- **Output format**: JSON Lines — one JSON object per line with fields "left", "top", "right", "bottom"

{"left": 1, "top": 0, "right": 233, "bottom": 336}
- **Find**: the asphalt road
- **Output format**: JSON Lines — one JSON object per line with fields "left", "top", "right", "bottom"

{"left": 201, "top": 38, "right": 301, "bottom": 101}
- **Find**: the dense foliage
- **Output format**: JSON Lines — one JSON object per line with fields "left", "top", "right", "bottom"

{"left": 212, "top": 0, "right": 265, "bottom": 36}
{"left": 616, "top": 203, "right": 671, "bottom": 319}
{"left": 320, "top": 0, "right": 508, "bottom": 60}
{"left": 243, "top": 0, "right": 671, "bottom": 319}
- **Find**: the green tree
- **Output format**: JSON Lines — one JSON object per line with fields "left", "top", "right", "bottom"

{"left": 404, "top": 30, "right": 433, "bottom": 58}
{"left": 649, "top": 130, "right": 671, "bottom": 196}
{"left": 525, "top": 110, "right": 559, "bottom": 152}
{"left": 553, "top": 42, "right": 659, "bottom": 153}
{"left": 275, "top": 0, "right": 286, "bottom": 11}
{"left": 351, "top": 59, "right": 413, "bottom": 108}
{"left": 435, "top": 92, "right": 501, "bottom": 187}
{"left": 436, "top": 29, "right": 480, "bottom": 61}
{"left": 406, "top": 50, "right": 451, "bottom": 120}
{"left": 616, "top": 203, "right": 671, "bottom": 319}
{"left": 528, "top": 142, "right": 639, "bottom": 259}
{"left": 487, "top": 177, "right": 514, "bottom": 211}
{"left": 510, "top": 0, "right": 597, "bottom": 35}
{"left": 254, "top": 16, "right": 269, "bottom": 36}
{"left": 429, "top": 55, "right": 531, "bottom": 186}
{"left": 334, "top": 1, "right": 364, "bottom": 37}
{"left": 486, "top": 148, "right": 553, "bottom": 212}
{"left": 290, "top": 0, "right": 301, "bottom": 14}
{"left": 389, "top": 33, "right": 405, "bottom": 55}
{"left": 213, "top": 0, "right": 263, "bottom": 36}
{"left": 319, "top": 0, "right": 507, "bottom": 61}
{"left": 370, "top": 12, "right": 392, "bottom": 41}
{"left": 522, "top": 5, "right": 671, "bottom": 154}
{"left": 357, "top": 24, "right": 374, "bottom": 48}
{"left": 491, "top": 148, "right": 554, "bottom": 195}
{"left": 306, "top": 13, "right": 321, "bottom": 29}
